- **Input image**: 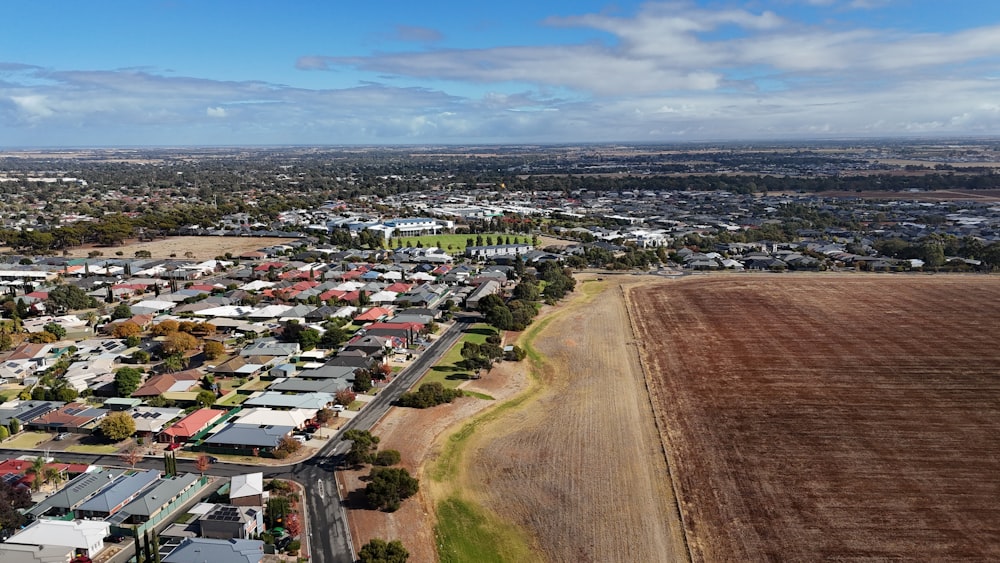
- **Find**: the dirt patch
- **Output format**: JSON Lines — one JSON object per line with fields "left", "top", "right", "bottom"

{"left": 630, "top": 274, "right": 1000, "bottom": 561}
{"left": 458, "top": 278, "right": 688, "bottom": 563}
{"left": 341, "top": 360, "right": 529, "bottom": 562}
{"left": 61, "top": 236, "right": 300, "bottom": 260}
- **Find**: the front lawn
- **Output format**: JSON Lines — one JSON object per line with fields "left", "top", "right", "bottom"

{"left": 2, "top": 432, "right": 51, "bottom": 449}
{"left": 66, "top": 443, "right": 121, "bottom": 454}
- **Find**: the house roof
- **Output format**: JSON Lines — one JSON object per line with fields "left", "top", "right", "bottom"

{"left": 76, "top": 469, "right": 160, "bottom": 514}
{"left": 0, "top": 400, "right": 64, "bottom": 426}
{"left": 204, "top": 423, "right": 295, "bottom": 448}
{"left": 6, "top": 519, "right": 110, "bottom": 550}
{"left": 234, "top": 408, "right": 313, "bottom": 428}
{"left": 161, "top": 408, "right": 226, "bottom": 439}
{"left": 30, "top": 403, "right": 107, "bottom": 429}
{"left": 0, "top": 542, "right": 74, "bottom": 563}
{"left": 243, "top": 391, "right": 334, "bottom": 410}
{"left": 269, "top": 378, "right": 345, "bottom": 394}
{"left": 113, "top": 473, "right": 200, "bottom": 519}
{"left": 129, "top": 406, "right": 184, "bottom": 433}
{"left": 354, "top": 307, "right": 392, "bottom": 321}
{"left": 132, "top": 370, "right": 201, "bottom": 397}
{"left": 229, "top": 472, "right": 264, "bottom": 500}
{"left": 27, "top": 468, "right": 126, "bottom": 516}
{"left": 163, "top": 538, "right": 264, "bottom": 563}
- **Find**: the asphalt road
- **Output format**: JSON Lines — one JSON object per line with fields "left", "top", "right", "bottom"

{"left": 278, "top": 315, "right": 476, "bottom": 563}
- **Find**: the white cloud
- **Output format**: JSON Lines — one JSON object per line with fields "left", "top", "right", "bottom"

{"left": 206, "top": 106, "right": 227, "bottom": 118}
{"left": 11, "top": 95, "right": 55, "bottom": 118}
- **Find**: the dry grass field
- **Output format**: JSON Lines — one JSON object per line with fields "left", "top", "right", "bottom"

{"left": 61, "top": 236, "right": 299, "bottom": 260}
{"left": 628, "top": 274, "right": 1000, "bottom": 562}
{"left": 461, "top": 277, "right": 688, "bottom": 563}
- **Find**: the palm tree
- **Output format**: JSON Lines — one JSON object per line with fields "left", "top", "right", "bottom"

{"left": 26, "top": 456, "right": 47, "bottom": 491}
{"left": 43, "top": 467, "right": 63, "bottom": 488}
{"left": 161, "top": 354, "right": 187, "bottom": 373}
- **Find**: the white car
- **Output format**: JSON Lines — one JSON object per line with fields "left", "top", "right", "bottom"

{"left": 332, "top": 404, "right": 346, "bottom": 412}
{"left": 292, "top": 435, "right": 307, "bottom": 444}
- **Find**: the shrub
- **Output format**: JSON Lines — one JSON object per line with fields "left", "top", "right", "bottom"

{"left": 396, "top": 382, "right": 463, "bottom": 409}
{"left": 373, "top": 449, "right": 401, "bottom": 466}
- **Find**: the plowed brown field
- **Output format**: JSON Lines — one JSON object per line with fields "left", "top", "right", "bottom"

{"left": 628, "top": 274, "right": 1000, "bottom": 562}
{"left": 463, "top": 277, "right": 688, "bottom": 563}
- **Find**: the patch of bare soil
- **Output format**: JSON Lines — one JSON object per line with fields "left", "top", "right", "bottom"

{"left": 631, "top": 274, "right": 1000, "bottom": 561}
{"left": 460, "top": 278, "right": 688, "bottom": 563}
{"left": 341, "top": 361, "right": 528, "bottom": 562}
{"left": 61, "top": 236, "right": 299, "bottom": 260}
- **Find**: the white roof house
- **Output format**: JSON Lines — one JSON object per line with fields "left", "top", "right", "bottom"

{"left": 6, "top": 519, "right": 110, "bottom": 556}
{"left": 230, "top": 472, "right": 265, "bottom": 501}
{"left": 234, "top": 407, "right": 314, "bottom": 428}
{"left": 0, "top": 542, "right": 74, "bottom": 563}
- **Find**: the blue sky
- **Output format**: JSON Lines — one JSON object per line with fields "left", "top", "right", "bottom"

{"left": 2, "top": 0, "right": 999, "bottom": 146}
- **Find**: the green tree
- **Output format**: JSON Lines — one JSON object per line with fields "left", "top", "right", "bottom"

{"left": 365, "top": 467, "right": 419, "bottom": 512}
{"left": 343, "top": 429, "right": 380, "bottom": 467}
{"left": 111, "top": 302, "right": 133, "bottom": 320}
{"left": 115, "top": 367, "right": 144, "bottom": 396}
{"left": 353, "top": 370, "right": 373, "bottom": 393}
{"left": 99, "top": 411, "right": 136, "bottom": 441}
{"left": 358, "top": 538, "right": 409, "bottom": 563}
{"left": 42, "top": 322, "right": 66, "bottom": 340}
{"left": 46, "top": 284, "right": 96, "bottom": 312}
{"left": 161, "top": 353, "right": 188, "bottom": 373}
{"left": 8, "top": 418, "right": 20, "bottom": 435}
{"left": 196, "top": 389, "right": 217, "bottom": 408}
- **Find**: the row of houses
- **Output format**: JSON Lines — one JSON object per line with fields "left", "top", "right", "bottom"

{"left": 0, "top": 464, "right": 269, "bottom": 563}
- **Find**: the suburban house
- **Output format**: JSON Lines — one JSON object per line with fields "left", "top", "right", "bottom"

{"left": 342, "top": 334, "right": 391, "bottom": 357}
{"left": 107, "top": 473, "right": 202, "bottom": 529}
{"left": 242, "top": 391, "right": 334, "bottom": 411}
{"left": 27, "top": 403, "right": 108, "bottom": 434}
{"left": 132, "top": 370, "right": 202, "bottom": 398}
{"left": 0, "top": 400, "right": 64, "bottom": 428}
{"left": 199, "top": 504, "right": 264, "bottom": 540}
{"left": 26, "top": 468, "right": 126, "bottom": 520}
{"left": 129, "top": 406, "right": 184, "bottom": 441}
{"left": 201, "top": 423, "right": 296, "bottom": 456}
{"left": 232, "top": 408, "right": 314, "bottom": 430}
{"left": 465, "top": 279, "right": 502, "bottom": 309}
{"left": 159, "top": 409, "right": 226, "bottom": 445}
{"left": 0, "top": 458, "right": 89, "bottom": 491}
{"left": 229, "top": 473, "right": 266, "bottom": 506}
{"left": 0, "top": 542, "right": 74, "bottom": 563}
{"left": 75, "top": 469, "right": 160, "bottom": 519}
{"left": 5, "top": 519, "right": 110, "bottom": 557}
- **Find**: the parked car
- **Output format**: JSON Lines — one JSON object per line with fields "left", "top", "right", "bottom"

{"left": 292, "top": 435, "right": 307, "bottom": 444}
{"left": 54, "top": 432, "right": 69, "bottom": 441}
{"left": 104, "top": 535, "right": 126, "bottom": 543}
{"left": 166, "top": 442, "right": 181, "bottom": 451}
{"left": 332, "top": 404, "right": 346, "bottom": 412}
